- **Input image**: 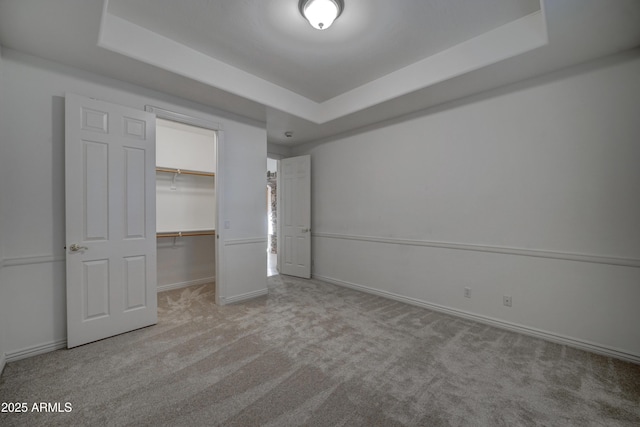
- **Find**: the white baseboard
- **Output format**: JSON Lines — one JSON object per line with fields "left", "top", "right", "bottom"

{"left": 223, "top": 288, "right": 268, "bottom": 305}
{"left": 157, "top": 277, "right": 215, "bottom": 293}
{"left": 6, "top": 339, "right": 67, "bottom": 363}
{"left": 0, "top": 352, "right": 6, "bottom": 375}
{"left": 314, "top": 274, "right": 640, "bottom": 365}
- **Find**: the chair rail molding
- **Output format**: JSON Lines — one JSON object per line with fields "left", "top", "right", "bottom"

{"left": 2, "top": 254, "right": 66, "bottom": 267}
{"left": 313, "top": 232, "right": 640, "bottom": 269}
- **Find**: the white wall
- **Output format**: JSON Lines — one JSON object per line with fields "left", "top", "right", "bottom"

{"left": 218, "top": 118, "right": 269, "bottom": 304}
{"left": 267, "top": 158, "right": 278, "bottom": 173}
{"left": 157, "top": 236, "right": 216, "bottom": 290}
{"left": 0, "top": 45, "right": 7, "bottom": 373}
{"left": 0, "top": 48, "right": 267, "bottom": 361}
{"left": 296, "top": 50, "right": 640, "bottom": 362}
{"left": 267, "top": 142, "right": 292, "bottom": 160}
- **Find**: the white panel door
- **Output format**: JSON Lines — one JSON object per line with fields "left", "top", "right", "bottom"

{"left": 280, "top": 155, "right": 311, "bottom": 278}
{"left": 65, "top": 93, "right": 157, "bottom": 348}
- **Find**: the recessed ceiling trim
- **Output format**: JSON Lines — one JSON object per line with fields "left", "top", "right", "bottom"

{"left": 317, "top": 10, "right": 548, "bottom": 123}
{"left": 98, "top": 6, "right": 321, "bottom": 122}
{"left": 99, "top": 1, "right": 547, "bottom": 125}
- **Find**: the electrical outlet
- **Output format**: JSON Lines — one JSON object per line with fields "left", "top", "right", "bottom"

{"left": 464, "top": 287, "right": 471, "bottom": 298}
{"left": 503, "top": 295, "right": 512, "bottom": 307}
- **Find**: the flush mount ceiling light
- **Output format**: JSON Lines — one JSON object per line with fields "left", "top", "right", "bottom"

{"left": 299, "top": 0, "right": 344, "bottom": 30}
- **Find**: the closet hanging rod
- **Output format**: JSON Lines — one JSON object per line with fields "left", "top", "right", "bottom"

{"left": 156, "top": 167, "right": 215, "bottom": 177}
{"left": 157, "top": 230, "right": 216, "bottom": 238}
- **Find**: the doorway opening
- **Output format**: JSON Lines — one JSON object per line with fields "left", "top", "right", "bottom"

{"left": 267, "top": 158, "right": 278, "bottom": 276}
{"left": 149, "top": 108, "right": 222, "bottom": 304}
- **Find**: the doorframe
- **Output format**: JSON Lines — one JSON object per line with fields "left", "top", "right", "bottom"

{"left": 266, "top": 155, "right": 283, "bottom": 274}
{"left": 144, "top": 106, "right": 226, "bottom": 304}
{"left": 276, "top": 158, "right": 282, "bottom": 273}
{"left": 266, "top": 156, "right": 281, "bottom": 274}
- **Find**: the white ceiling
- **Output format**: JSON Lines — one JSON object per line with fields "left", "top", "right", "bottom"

{"left": 1, "top": 0, "right": 639, "bottom": 146}
{"left": 107, "top": 0, "right": 540, "bottom": 102}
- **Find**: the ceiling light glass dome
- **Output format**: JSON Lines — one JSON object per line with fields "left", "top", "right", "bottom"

{"left": 299, "top": 0, "right": 344, "bottom": 30}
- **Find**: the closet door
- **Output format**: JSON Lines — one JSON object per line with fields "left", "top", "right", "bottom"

{"left": 280, "top": 155, "right": 311, "bottom": 278}
{"left": 65, "top": 93, "right": 157, "bottom": 348}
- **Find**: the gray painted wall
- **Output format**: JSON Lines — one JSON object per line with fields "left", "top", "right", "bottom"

{"left": 0, "top": 45, "right": 7, "bottom": 373}
{"left": 296, "top": 50, "right": 640, "bottom": 361}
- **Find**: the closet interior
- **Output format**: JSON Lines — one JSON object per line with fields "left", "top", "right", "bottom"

{"left": 155, "top": 118, "right": 217, "bottom": 293}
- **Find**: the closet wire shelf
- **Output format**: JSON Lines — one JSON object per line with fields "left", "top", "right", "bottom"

{"left": 157, "top": 230, "right": 216, "bottom": 238}
{"left": 156, "top": 167, "right": 215, "bottom": 177}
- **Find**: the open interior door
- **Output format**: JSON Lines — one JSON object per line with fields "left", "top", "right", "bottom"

{"left": 280, "top": 155, "right": 311, "bottom": 278}
{"left": 65, "top": 93, "right": 157, "bottom": 348}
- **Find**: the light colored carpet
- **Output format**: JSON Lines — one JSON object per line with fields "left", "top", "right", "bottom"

{"left": 1, "top": 275, "right": 639, "bottom": 426}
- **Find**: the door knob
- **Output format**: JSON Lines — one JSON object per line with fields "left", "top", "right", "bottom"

{"left": 69, "top": 243, "right": 88, "bottom": 252}
{"left": 301, "top": 228, "right": 311, "bottom": 233}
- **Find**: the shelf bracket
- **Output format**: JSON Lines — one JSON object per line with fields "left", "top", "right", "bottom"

{"left": 171, "top": 170, "right": 180, "bottom": 190}
{"left": 172, "top": 232, "right": 183, "bottom": 246}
